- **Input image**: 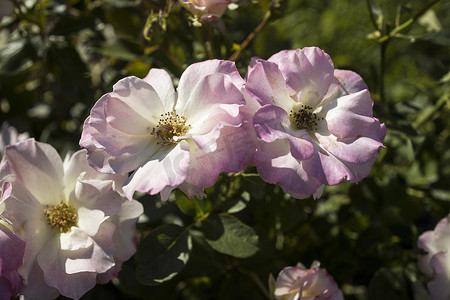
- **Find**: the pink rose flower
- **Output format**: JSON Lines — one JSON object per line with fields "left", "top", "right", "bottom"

{"left": 0, "top": 139, "right": 143, "bottom": 299}
{"left": 274, "top": 261, "right": 344, "bottom": 300}
{"left": 80, "top": 60, "right": 250, "bottom": 201}
{"left": 418, "top": 215, "right": 450, "bottom": 300}
{"left": 244, "top": 47, "right": 386, "bottom": 199}
{"left": 180, "top": 0, "right": 230, "bottom": 22}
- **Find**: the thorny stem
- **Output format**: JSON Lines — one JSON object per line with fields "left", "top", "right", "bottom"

{"left": 376, "top": 0, "right": 441, "bottom": 43}
{"left": 365, "top": 0, "right": 381, "bottom": 30}
{"left": 229, "top": 10, "right": 271, "bottom": 61}
{"left": 368, "top": 0, "right": 441, "bottom": 102}
{"left": 379, "top": 35, "right": 388, "bottom": 102}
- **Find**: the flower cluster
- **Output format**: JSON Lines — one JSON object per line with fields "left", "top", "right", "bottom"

{"left": 0, "top": 47, "right": 385, "bottom": 299}
{"left": 0, "top": 139, "right": 143, "bottom": 299}
{"left": 418, "top": 215, "right": 450, "bottom": 300}
{"left": 81, "top": 47, "right": 385, "bottom": 201}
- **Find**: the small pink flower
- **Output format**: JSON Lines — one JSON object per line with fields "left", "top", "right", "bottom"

{"left": 179, "top": 0, "right": 230, "bottom": 22}
{"left": 274, "top": 261, "right": 343, "bottom": 300}
{"left": 418, "top": 215, "right": 450, "bottom": 300}
{"left": 80, "top": 60, "right": 250, "bottom": 201}
{"left": 0, "top": 139, "right": 143, "bottom": 299}
{"left": 244, "top": 47, "right": 385, "bottom": 199}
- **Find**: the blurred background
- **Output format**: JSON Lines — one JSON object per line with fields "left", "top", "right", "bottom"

{"left": 1, "top": 0, "right": 449, "bottom": 299}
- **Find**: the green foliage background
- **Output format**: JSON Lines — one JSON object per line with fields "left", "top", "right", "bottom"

{"left": 1, "top": 0, "right": 449, "bottom": 299}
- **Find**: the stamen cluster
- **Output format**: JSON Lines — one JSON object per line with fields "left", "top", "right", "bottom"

{"left": 290, "top": 105, "right": 322, "bottom": 130}
{"left": 44, "top": 202, "right": 78, "bottom": 233}
{"left": 152, "top": 110, "right": 190, "bottom": 145}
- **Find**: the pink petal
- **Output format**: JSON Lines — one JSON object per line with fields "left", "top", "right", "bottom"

{"left": 268, "top": 47, "right": 334, "bottom": 108}
{"left": 418, "top": 216, "right": 450, "bottom": 276}
{"left": 334, "top": 69, "right": 368, "bottom": 94}
{"left": 315, "top": 119, "right": 385, "bottom": 164}
{"left": 160, "top": 186, "right": 175, "bottom": 201}
{"left": 75, "top": 207, "right": 107, "bottom": 237}
{"left": 428, "top": 251, "right": 450, "bottom": 300}
{"left": 184, "top": 125, "right": 249, "bottom": 188}
{"left": 177, "top": 73, "right": 244, "bottom": 126}
{"left": 36, "top": 236, "right": 96, "bottom": 299}
{"left": 107, "top": 199, "right": 143, "bottom": 262}
{"left": 56, "top": 272, "right": 97, "bottom": 300}
{"left": 80, "top": 76, "right": 165, "bottom": 165}
{"left": 0, "top": 271, "right": 22, "bottom": 298}
{"left": 62, "top": 149, "right": 128, "bottom": 197}
{"left": 176, "top": 60, "right": 244, "bottom": 110}
{"left": 253, "top": 104, "right": 315, "bottom": 161}
{"left": 302, "top": 147, "right": 355, "bottom": 186}
{"left": 275, "top": 262, "right": 343, "bottom": 300}
{"left": 244, "top": 59, "right": 295, "bottom": 111}
{"left": 255, "top": 139, "right": 323, "bottom": 197}
{"left": 0, "top": 122, "right": 29, "bottom": 156}
{"left": 81, "top": 138, "right": 153, "bottom": 175}
{"left": 0, "top": 226, "right": 25, "bottom": 275}
{"left": 324, "top": 90, "right": 376, "bottom": 139}
{"left": 17, "top": 260, "right": 60, "bottom": 299}
{"left": 123, "top": 142, "right": 190, "bottom": 200}
{"left": 4, "top": 193, "right": 53, "bottom": 284}
{"left": 142, "top": 68, "right": 176, "bottom": 112}
{"left": 179, "top": 73, "right": 244, "bottom": 153}
{"left": 3, "top": 139, "right": 64, "bottom": 206}
{"left": 72, "top": 178, "right": 122, "bottom": 218}
{"left": 108, "top": 76, "right": 165, "bottom": 133}
{"left": 80, "top": 103, "right": 160, "bottom": 175}
{"left": 63, "top": 222, "right": 116, "bottom": 275}
{"left": 39, "top": 237, "right": 97, "bottom": 299}
{"left": 60, "top": 227, "right": 93, "bottom": 251}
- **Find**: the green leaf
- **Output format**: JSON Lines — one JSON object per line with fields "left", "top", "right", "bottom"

{"left": 212, "top": 191, "right": 250, "bottom": 214}
{"left": 143, "top": 10, "right": 167, "bottom": 43}
{"left": 175, "top": 193, "right": 214, "bottom": 220}
{"left": 0, "top": 38, "right": 34, "bottom": 76}
{"left": 418, "top": 9, "right": 442, "bottom": 32}
{"left": 431, "top": 189, "right": 450, "bottom": 201}
{"left": 136, "top": 224, "right": 192, "bottom": 286}
{"left": 200, "top": 214, "right": 259, "bottom": 258}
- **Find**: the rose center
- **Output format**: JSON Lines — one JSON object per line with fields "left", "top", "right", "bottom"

{"left": 290, "top": 105, "right": 322, "bottom": 130}
{"left": 44, "top": 202, "right": 78, "bottom": 233}
{"left": 152, "top": 110, "right": 190, "bottom": 145}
